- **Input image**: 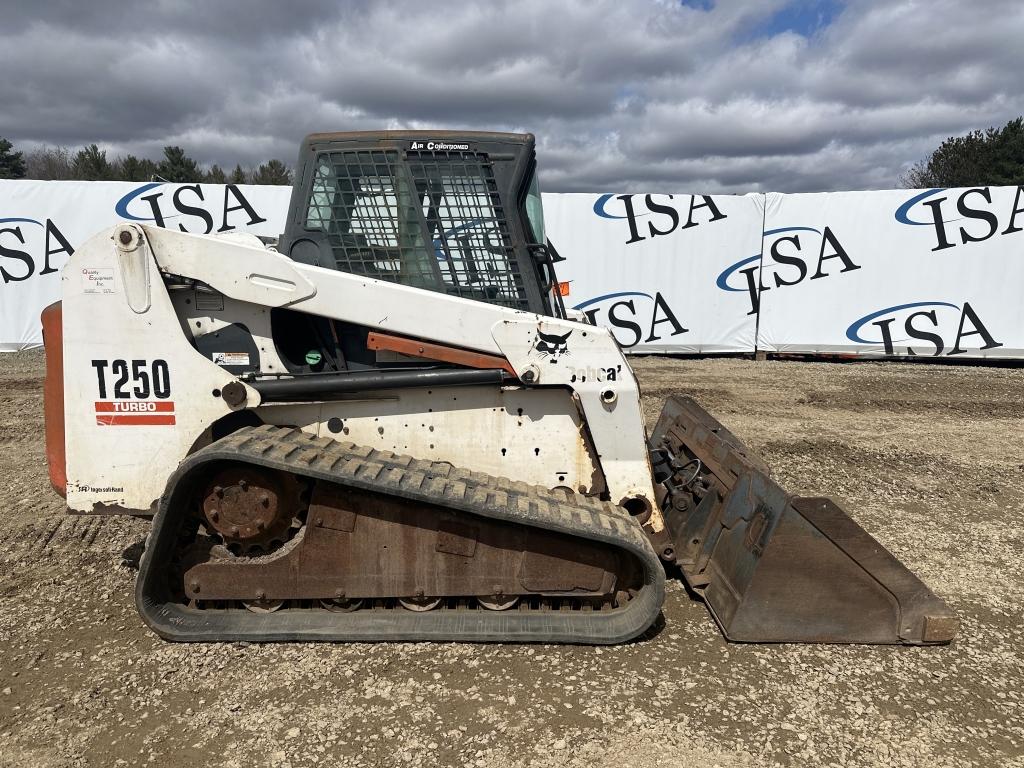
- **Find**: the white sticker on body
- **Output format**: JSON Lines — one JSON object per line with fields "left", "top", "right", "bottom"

{"left": 212, "top": 352, "right": 251, "bottom": 366}
{"left": 82, "top": 268, "right": 115, "bottom": 294}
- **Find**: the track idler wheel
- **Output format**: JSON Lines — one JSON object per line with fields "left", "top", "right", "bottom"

{"left": 243, "top": 597, "right": 285, "bottom": 613}
{"left": 477, "top": 595, "right": 519, "bottom": 611}
{"left": 399, "top": 596, "right": 442, "bottom": 612}
{"left": 319, "top": 598, "right": 364, "bottom": 613}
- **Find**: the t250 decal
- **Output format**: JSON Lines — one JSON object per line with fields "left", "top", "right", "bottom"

{"left": 91, "top": 359, "right": 171, "bottom": 400}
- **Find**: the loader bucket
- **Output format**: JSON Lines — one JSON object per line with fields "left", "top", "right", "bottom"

{"left": 649, "top": 396, "right": 958, "bottom": 645}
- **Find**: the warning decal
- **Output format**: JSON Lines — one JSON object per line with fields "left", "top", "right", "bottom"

{"left": 95, "top": 401, "right": 176, "bottom": 426}
{"left": 212, "top": 352, "right": 251, "bottom": 366}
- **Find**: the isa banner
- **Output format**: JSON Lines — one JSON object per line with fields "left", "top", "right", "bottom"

{"left": 545, "top": 192, "right": 764, "bottom": 354}
{"left": 5, "top": 181, "right": 1022, "bottom": 359}
{"left": 756, "top": 187, "right": 1024, "bottom": 359}
{"left": 0, "top": 180, "right": 292, "bottom": 350}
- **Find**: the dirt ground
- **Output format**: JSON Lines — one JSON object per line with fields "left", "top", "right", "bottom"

{"left": 1, "top": 350, "right": 1022, "bottom": 768}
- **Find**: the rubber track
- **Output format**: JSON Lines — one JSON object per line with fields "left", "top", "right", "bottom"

{"left": 136, "top": 424, "right": 665, "bottom": 644}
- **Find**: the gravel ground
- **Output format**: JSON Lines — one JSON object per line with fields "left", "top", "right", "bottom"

{"left": 1, "top": 350, "right": 1022, "bottom": 768}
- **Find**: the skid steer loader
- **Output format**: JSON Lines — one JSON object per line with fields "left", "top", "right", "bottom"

{"left": 41, "top": 131, "right": 957, "bottom": 645}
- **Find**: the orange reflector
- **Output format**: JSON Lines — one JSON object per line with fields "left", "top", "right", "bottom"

{"left": 558, "top": 281, "right": 571, "bottom": 296}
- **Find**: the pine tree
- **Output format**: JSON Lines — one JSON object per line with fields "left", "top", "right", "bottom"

{"left": 156, "top": 146, "right": 202, "bottom": 183}
{"left": 206, "top": 164, "right": 227, "bottom": 184}
{"left": 0, "top": 137, "right": 27, "bottom": 179}
{"left": 116, "top": 154, "right": 159, "bottom": 182}
{"left": 228, "top": 164, "right": 248, "bottom": 185}
{"left": 252, "top": 159, "right": 293, "bottom": 185}
{"left": 72, "top": 144, "right": 114, "bottom": 180}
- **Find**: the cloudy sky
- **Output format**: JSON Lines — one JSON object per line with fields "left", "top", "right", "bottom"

{"left": 2, "top": 0, "right": 1021, "bottom": 193}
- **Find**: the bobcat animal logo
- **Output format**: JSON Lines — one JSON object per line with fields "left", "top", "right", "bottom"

{"left": 532, "top": 329, "right": 573, "bottom": 363}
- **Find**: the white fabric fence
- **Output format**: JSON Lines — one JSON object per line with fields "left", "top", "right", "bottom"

{"left": 2, "top": 180, "right": 1021, "bottom": 359}
{"left": 754, "top": 188, "right": 1023, "bottom": 359}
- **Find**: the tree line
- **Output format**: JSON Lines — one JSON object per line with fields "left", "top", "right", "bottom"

{"left": 1, "top": 117, "right": 1023, "bottom": 188}
{"left": 0, "top": 139, "right": 293, "bottom": 185}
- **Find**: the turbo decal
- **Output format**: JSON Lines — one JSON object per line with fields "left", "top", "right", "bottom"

{"left": 95, "top": 400, "right": 176, "bottom": 426}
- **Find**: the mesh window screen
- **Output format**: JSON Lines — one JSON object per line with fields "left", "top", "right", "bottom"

{"left": 305, "top": 149, "right": 529, "bottom": 310}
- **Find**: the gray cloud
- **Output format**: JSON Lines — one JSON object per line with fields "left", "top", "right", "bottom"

{"left": 1, "top": 0, "right": 1021, "bottom": 192}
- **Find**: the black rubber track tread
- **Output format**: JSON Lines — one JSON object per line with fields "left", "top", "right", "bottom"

{"left": 136, "top": 425, "right": 665, "bottom": 644}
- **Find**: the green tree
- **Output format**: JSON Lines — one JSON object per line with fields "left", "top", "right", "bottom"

{"left": 902, "top": 116, "right": 1024, "bottom": 188}
{"left": 0, "top": 137, "right": 26, "bottom": 179}
{"left": 252, "top": 159, "right": 292, "bottom": 185}
{"left": 228, "top": 164, "right": 248, "bottom": 184}
{"left": 156, "top": 146, "right": 202, "bottom": 183}
{"left": 205, "top": 164, "right": 227, "bottom": 184}
{"left": 72, "top": 144, "right": 114, "bottom": 180}
{"left": 115, "top": 154, "right": 158, "bottom": 182}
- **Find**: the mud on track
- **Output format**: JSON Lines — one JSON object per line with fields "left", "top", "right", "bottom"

{"left": 1, "top": 350, "right": 1022, "bottom": 768}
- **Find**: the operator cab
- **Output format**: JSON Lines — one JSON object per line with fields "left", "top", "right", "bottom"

{"left": 277, "top": 131, "right": 564, "bottom": 318}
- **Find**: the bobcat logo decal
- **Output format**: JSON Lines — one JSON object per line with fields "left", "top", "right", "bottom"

{"left": 531, "top": 329, "right": 572, "bottom": 363}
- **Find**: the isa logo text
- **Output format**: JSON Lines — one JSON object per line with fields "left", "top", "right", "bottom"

{"left": 573, "top": 291, "right": 688, "bottom": 349}
{"left": 846, "top": 301, "right": 1002, "bottom": 357}
{"left": 0, "top": 217, "right": 74, "bottom": 284}
{"left": 114, "top": 182, "right": 267, "bottom": 234}
{"left": 716, "top": 226, "right": 861, "bottom": 315}
{"left": 896, "top": 185, "right": 1024, "bottom": 252}
{"left": 593, "top": 194, "right": 728, "bottom": 246}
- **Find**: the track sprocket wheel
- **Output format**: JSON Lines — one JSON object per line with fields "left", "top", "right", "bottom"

{"left": 200, "top": 466, "right": 303, "bottom": 553}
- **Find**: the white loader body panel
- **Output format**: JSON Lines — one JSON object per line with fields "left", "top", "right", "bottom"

{"left": 61, "top": 224, "right": 660, "bottom": 527}
{"left": 259, "top": 386, "right": 605, "bottom": 496}
{"left": 62, "top": 228, "right": 259, "bottom": 513}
